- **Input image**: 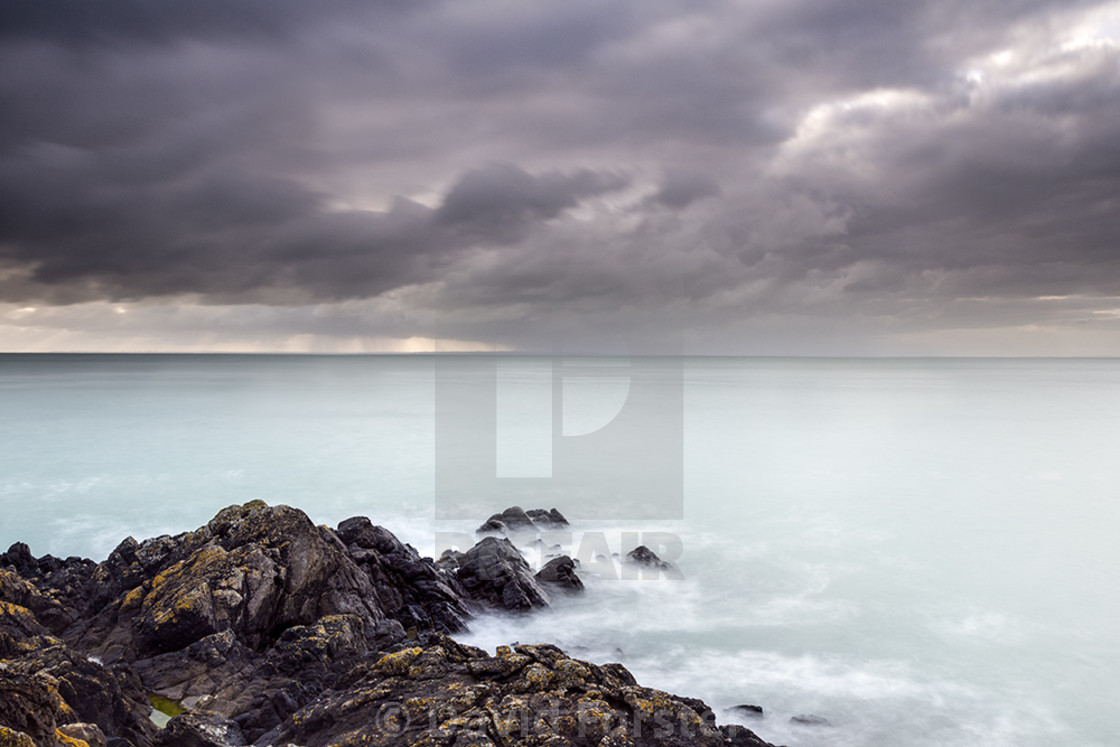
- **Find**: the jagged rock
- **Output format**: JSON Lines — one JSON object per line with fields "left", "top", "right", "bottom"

{"left": 337, "top": 516, "right": 471, "bottom": 634}
{"left": 476, "top": 506, "right": 535, "bottom": 534}
{"left": 0, "top": 633, "right": 155, "bottom": 747}
{"left": 57, "top": 723, "right": 108, "bottom": 747}
{"left": 0, "top": 502, "right": 780, "bottom": 747}
{"left": 534, "top": 556, "right": 584, "bottom": 593}
{"left": 0, "top": 544, "right": 35, "bottom": 577}
{"left": 436, "top": 549, "right": 464, "bottom": 572}
{"left": 0, "top": 570, "right": 74, "bottom": 637}
{"left": 790, "top": 714, "right": 831, "bottom": 726}
{"left": 526, "top": 508, "right": 570, "bottom": 527}
{"left": 476, "top": 506, "right": 569, "bottom": 535}
{"left": 155, "top": 711, "right": 247, "bottom": 747}
{"left": 0, "top": 725, "right": 35, "bottom": 747}
{"left": 456, "top": 537, "right": 550, "bottom": 612}
{"left": 626, "top": 545, "right": 672, "bottom": 570}
{"left": 72, "top": 501, "right": 391, "bottom": 662}
{"left": 722, "top": 723, "right": 777, "bottom": 746}
{"left": 259, "top": 637, "right": 772, "bottom": 747}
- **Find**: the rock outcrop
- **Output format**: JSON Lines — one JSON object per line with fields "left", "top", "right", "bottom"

{"left": 259, "top": 637, "right": 777, "bottom": 747}
{"left": 476, "top": 505, "right": 569, "bottom": 535}
{"left": 0, "top": 501, "right": 778, "bottom": 747}
{"left": 535, "top": 555, "right": 584, "bottom": 593}
{"left": 626, "top": 545, "right": 672, "bottom": 571}
{"left": 455, "top": 537, "right": 551, "bottom": 612}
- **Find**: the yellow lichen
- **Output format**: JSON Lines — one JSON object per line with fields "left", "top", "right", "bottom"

{"left": 0, "top": 726, "right": 34, "bottom": 747}
{"left": 373, "top": 647, "right": 423, "bottom": 676}
{"left": 53, "top": 730, "right": 90, "bottom": 747}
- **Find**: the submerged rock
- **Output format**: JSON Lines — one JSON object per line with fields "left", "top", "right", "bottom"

{"left": 730, "top": 704, "right": 764, "bottom": 718}
{"left": 790, "top": 714, "right": 831, "bottom": 726}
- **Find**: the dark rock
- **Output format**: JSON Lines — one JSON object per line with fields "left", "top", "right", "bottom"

{"left": 155, "top": 711, "right": 247, "bottom": 747}
{"left": 337, "top": 515, "right": 471, "bottom": 634}
{"left": 259, "top": 637, "right": 771, "bottom": 747}
{"left": 477, "top": 506, "right": 569, "bottom": 535}
{"left": 74, "top": 501, "right": 392, "bottom": 662}
{"left": 0, "top": 543, "right": 35, "bottom": 576}
{"left": 57, "top": 722, "right": 109, "bottom": 747}
{"left": 0, "top": 633, "right": 156, "bottom": 747}
{"left": 626, "top": 545, "right": 671, "bottom": 569}
{"left": 0, "top": 501, "right": 782, "bottom": 747}
{"left": 0, "top": 569, "right": 75, "bottom": 636}
{"left": 436, "top": 549, "right": 464, "bottom": 572}
{"left": 526, "top": 507, "right": 570, "bottom": 527}
{"left": 722, "top": 722, "right": 777, "bottom": 746}
{"left": 730, "top": 703, "right": 764, "bottom": 718}
{"left": 535, "top": 555, "right": 584, "bottom": 593}
{"left": 456, "top": 537, "right": 550, "bottom": 612}
{"left": 790, "top": 714, "right": 831, "bottom": 726}
{"left": 476, "top": 505, "right": 536, "bottom": 534}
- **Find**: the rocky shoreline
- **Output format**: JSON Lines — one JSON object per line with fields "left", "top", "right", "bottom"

{"left": 1, "top": 501, "right": 779, "bottom": 747}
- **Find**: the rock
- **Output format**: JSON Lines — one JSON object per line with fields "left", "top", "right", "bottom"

{"left": 721, "top": 722, "right": 778, "bottom": 746}
{"left": 730, "top": 704, "right": 764, "bottom": 718}
{"left": 626, "top": 545, "right": 672, "bottom": 570}
{"left": 57, "top": 723, "right": 108, "bottom": 747}
{"left": 790, "top": 714, "right": 831, "bottom": 726}
{"left": 0, "top": 634, "right": 156, "bottom": 747}
{"left": 259, "top": 636, "right": 773, "bottom": 747}
{"left": 337, "top": 516, "right": 471, "bottom": 634}
{"left": 0, "top": 501, "right": 782, "bottom": 747}
{"left": 0, "top": 570, "right": 75, "bottom": 636}
{"left": 154, "top": 711, "right": 246, "bottom": 747}
{"left": 535, "top": 556, "right": 584, "bottom": 593}
{"left": 73, "top": 502, "right": 394, "bottom": 662}
{"left": 0, "top": 725, "right": 35, "bottom": 747}
{"left": 476, "top": 506, "right": 536, "bottom": 534}
{"left": 526, "top": 508, "right": 570, "bottom": 527}
{"left": 0, "top": 544, "right": 35, "bottom": 577}
{"left": 456, "top": 537, "right": 550, "bottom": 612}
{"left": 476, "top": 506, "right": 570, "bottom": 535}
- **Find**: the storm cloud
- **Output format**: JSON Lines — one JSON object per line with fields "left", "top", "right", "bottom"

{"left": 2, "top": 0, "right": 1120, "bottom": 353}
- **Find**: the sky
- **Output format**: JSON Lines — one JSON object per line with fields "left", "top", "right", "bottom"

{"left": 2, "top": 0, "right": 1120, "bottom": 355}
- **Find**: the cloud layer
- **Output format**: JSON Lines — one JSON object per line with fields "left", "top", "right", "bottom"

{"left": 3, "top": 0, "right": 1120, "bottom": 353}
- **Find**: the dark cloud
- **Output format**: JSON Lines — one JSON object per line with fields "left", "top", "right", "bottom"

{"left": 0, "top": 0, "right": 408, "bottom": 45}
{"left": 436, "top": 163, "right": 628, "bottom": 241}
{"left": 651, "top": 169, "right": 721, "bottom": 209}
{"left": 1, "top": 0, "right": 1119, "bottom": 352}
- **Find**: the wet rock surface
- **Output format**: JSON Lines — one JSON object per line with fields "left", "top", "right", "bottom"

{"left": 1, "top": 501, "right": 779, "bottom": 747}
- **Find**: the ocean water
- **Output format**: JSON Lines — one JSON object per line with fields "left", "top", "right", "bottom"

{"left": 1, "top": 354, "right": 1118, "bottom": 747}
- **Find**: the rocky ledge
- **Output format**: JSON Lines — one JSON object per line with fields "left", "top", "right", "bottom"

{"left": 0, "top": 501, "right": 778, "bottom": 747}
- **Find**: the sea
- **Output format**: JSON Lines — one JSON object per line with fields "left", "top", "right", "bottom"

{"left": 1, "top": 353, "right": 1117, "bottom": 747}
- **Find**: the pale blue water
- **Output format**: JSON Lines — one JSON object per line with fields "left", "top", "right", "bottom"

{"left": 1, "top": 354, "right": 1118, "bottom": 747}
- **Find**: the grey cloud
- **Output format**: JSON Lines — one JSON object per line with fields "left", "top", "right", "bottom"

{"left": 2, "top": 0, "right": 1120, "bottom": 352}
{"left": 651, "top": 169, "right": 721, "bottom": 209}
{"left": 435, "top": 163, "right": 628, "bottom": 241}
{"left": 0, "top": 0, "right": 410, "bottom": 45}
